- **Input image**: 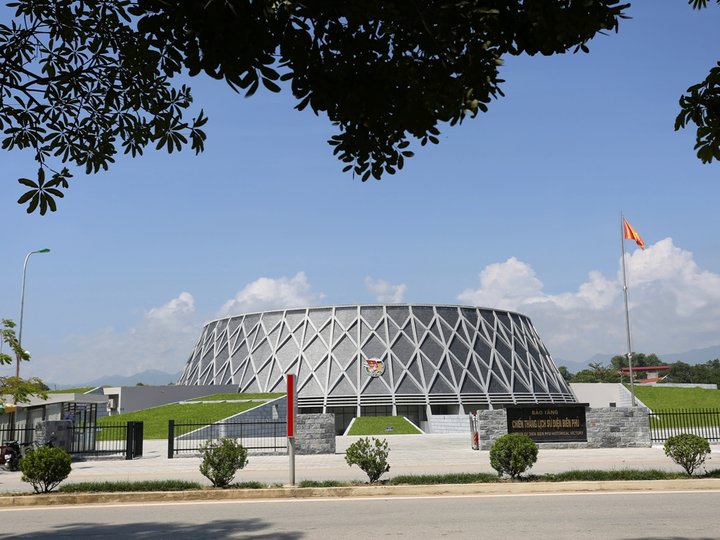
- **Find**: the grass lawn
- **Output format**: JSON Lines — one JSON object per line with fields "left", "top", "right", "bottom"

{"left": 97, "top": 401, "right": 264, "bottom": 439}
{"left": 48, "top": 387, "right": 96, "bottom": 394}
{"left": 347, "top": 416, "right": 421, "bottom": 435}
{"left": 632, "top": 386, "right": 720, "bottom": 410}
{"left": 188, "top": 393, "right": 285, "bottom": 401}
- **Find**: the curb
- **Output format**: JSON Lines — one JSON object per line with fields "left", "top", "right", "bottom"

{"left": 2, "top": 479, "right": 720, "bottom": 507}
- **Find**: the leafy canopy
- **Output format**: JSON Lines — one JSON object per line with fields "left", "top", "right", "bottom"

{"left": 675, "top": 1, "right": 720, "bottom": 164}
{"left": 560, "top": 353, "right": 720, "bottom": 385}
{"left": 0, "top": 318, "right": 48, "bottom": 403}
{"left": 2, "top": 1, "right": 637, "bottom": 214}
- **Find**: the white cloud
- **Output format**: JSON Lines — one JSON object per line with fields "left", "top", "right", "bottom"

{"left": 218, "top": 271, "right": 324, "bottom": 317}
{"left": 30, "top": 292, "right": 201, "bottom": 384}
{"left": 458, "top": 238, "right": 720, "bottom": 363}
{"left": 364, "top": 277, "right": 407, "bottom": 303}
{"left": 146, "top": 291, "right": 195, "bottom": 322}
{"left": 27, "top": 273, "right": 326, "bottom": 384}
{"left": 24, "top": 245, "right": 720, "bottom": 385}
{"left": 457, "top": 257, "right": 544, "bottom": 310}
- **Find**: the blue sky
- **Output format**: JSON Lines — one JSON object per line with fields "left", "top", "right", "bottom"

{"left": 2, "top": 2, "right": 720, "bottom": 384}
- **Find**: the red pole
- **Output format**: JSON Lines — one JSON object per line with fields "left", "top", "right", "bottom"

{"left": 286, "top": 373, "right": 296, "bottom": 485}
{"left": 287, "top": 373, "right": 295, "bottom": 438}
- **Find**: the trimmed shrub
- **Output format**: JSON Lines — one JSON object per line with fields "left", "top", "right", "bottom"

{"left": 489, "top": 434, "right": 538, "bottom": 479}
{"left": 663, "top": 433, "right": 711, "bottom": 475}
{"left": 199, "top": 437, "right": 248, "bottom": 488}
{"left": 20, "top": 446, "right": 72, "bottom": 493}
{"left": 344, "top": 437, "right": 390, "bottom": 483}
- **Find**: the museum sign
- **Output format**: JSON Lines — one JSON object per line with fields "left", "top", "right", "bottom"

{"left": 505, "top": 404, "right": 588, "bottom": 442}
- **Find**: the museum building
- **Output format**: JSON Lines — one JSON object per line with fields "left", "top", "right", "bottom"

{"left": 178, "top": 304, "right": 576, "bottom": 432}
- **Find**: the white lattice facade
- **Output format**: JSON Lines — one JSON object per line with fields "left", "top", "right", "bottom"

{"left": 178, "top": 305, "right": 576, "bottom": 420}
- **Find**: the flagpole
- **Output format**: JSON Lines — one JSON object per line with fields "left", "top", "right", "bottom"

{"left": 620, "top": 212, "right": 637, "bottom": 407}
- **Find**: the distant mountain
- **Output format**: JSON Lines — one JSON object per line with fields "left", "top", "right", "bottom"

{"left": 585, "top": 352, "right": 615, "bottom": 365}
{"left": 661, "top": 345, "right": 720, "bottom": 364}
{"left": 552, "top": 357, "right": 591, "bottom": 374}
{"left": 51, "top": 369, "right": 182, "bottom": 389}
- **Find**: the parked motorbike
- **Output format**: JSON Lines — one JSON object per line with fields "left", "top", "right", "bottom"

{"left": 1, "top": 440, "right": 40, "bottom": 471}
{"left": 2, "top": 441, "right": 23, "bottom": 471}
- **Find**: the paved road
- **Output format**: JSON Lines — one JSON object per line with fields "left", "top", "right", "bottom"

{"left": 2, "top": 491, "right": 719, "bottom": 539}
{"left": 1, "top": 434, "right": 719, "bottom": 493}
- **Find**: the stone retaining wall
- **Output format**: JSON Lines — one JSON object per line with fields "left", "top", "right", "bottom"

{"left": 296, "top": 413, "right": 336, "bottom": 455}
{"left": 477, "top": 407, "right": 651, "bottom": 450}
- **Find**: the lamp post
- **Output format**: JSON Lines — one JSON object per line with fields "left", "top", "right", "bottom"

{"left": 17, "top": 248, "right": 50, "bottom": 378}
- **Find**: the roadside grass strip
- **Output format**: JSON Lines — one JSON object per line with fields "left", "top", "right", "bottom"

{"left": 298, "top": 480, "right": 363, "bottom": 488}
{"left": 60, "top": 480, "right": 202, "bottom": 493}
{"left": 534, "top": 469, "right": 688, "bottom": 482}
{"left": 389, "top": 472, "right": 499, "bottom": 485}
{"left": 389, "top": 469, "right": 720, "bottom": 485}
{"left": 46, "top": 469, "right": 720, "bottom": 494}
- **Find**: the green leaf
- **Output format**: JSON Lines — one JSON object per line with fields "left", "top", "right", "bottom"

{"left": 17, "top": 189, "right": 36, "bottom": 205}
{"left": 27, "top": 192, "right": 40, "bottom": 214}
{"left": 18, "top": 177, "right": 38, "bottom": 188}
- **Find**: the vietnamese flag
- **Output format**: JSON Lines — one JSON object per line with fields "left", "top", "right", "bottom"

{"left": 623, "top": 218, "right": 645, "bottom": 250}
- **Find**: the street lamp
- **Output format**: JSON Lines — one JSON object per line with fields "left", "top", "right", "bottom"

{"left": 17, "top": 248, "right": 50, "bottom": 378}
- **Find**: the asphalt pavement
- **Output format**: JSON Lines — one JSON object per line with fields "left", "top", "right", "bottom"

{"left": 2, "top": 434, "right": 719, "bottom": 496}
{"left": 4, "top": 491, "right": 720, "bottom": 539}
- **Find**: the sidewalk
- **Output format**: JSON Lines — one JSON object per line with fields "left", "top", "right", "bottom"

{"left": 1, "top": 434, "right": 719, "bottom": 495}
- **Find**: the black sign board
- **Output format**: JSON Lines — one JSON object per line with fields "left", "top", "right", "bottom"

{"left": 505, "top": 404, "right": 588, "bottom": 442}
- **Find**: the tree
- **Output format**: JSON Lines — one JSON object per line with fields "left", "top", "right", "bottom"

{"left": 666, "top": 361, "right": 693, "bottom": 383}
{"left": 0, "top": 318, "right": 48, "bottom": 403}
{"left": 557, "top": 365, "right": 573, "bottom": 383}
{"left": 665, "top": 359, "right": 720, "bottom": 385}
{"left": 702, "top": 359, "right": 720, "bottom": 385}
{"left": 571, "top": 362, "right": 620, "bottom": 383}
{"left": 610, "top": 353, "right": 664, "bottom": 380}
{"left": 1, "top": 0, "right": 629, "bottom": 214}
{"left": 675, "top": 0, "right": 720, "bottom": 164}
{"left": 610, "top": 353, "right": 663, "bottom": 371}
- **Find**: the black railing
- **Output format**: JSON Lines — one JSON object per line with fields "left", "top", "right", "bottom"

{"left": 0, "top": 423, "right": 33, "bottom": 447}
{"left": 649, "top": 409, "right": 720, "bottom": 443}
{"left": 77, "top": 421, "right": 144, "bottom": 459}
{"left": 168, "top": 419, "right": 287, "bottom": 458}
{"left": 2, "top": 421, "right": 143, "bottom": 460}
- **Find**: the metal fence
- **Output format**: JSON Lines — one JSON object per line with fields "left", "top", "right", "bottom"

{"left": 1, "top": 421, "right": 143, "bottom": 460}
{"left": 0, "top": 423, "right": 32, "bottom": 447}
{"left": 75, "top": 421, "right": 144, "bottom": 459}
{"left": 649, "top": 409, "right": 720, "bottom": 443}
{"left": 168, "top": 419, "right": 287, "bottom": 458}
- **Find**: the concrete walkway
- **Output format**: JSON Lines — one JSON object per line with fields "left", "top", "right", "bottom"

{"left": 1, "top": 434, "right": 719, "bottom": 495}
